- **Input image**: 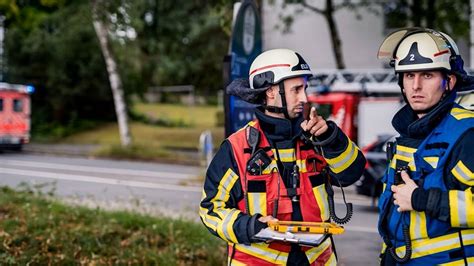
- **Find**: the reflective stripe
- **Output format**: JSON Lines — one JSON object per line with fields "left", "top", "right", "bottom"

{"left": 209, "top": 168, "right": 240, "bottom": 241}
{"left": 397, "top": 145, "right": 417, "bottom": 154}
{"left": 324, "top": 253, "right": 337, "bottom": 266}
{"left": 199, "top": 206, "right": 219, "bottom": 231}
{"left": 439, "top": 257, "right": 474, "bottom": 266}
{"left": 410, "top": 211, "right": 428, "bottom": 240}
{"left": 306, "top": 238, "right": 331, "bottom": 263}
{"left": 450, "top": 190, "right": 461, "bottom": 227}
{"left": 216, "top": 209, "right": 240, "bottom": 243}
{"left": 389, "top": 154, "right": 417, "bottom": 171}
{"left": 272, "top": 148, "right": 295, "bottom": 162}
{"left": 394, "top": 229, "right": 474, "bottom": 259}
{"left": 451, "top": 107, "right": 474, "bottom": 120}
{"left": 325, "top": 138, "right": 359, "bottom": 174}
{"left": 312, "top": 184, "right": 329, "bottom": 221}
{"left": 248, "top": 192, "right": 267, "bottom": 216}
{"left": 451, "top": 160, "right": 474, "bottom": 186}
{"left": 262, "top": 161, "right": 279, "bottom": 175}
{"left": 211, "top": 168, "right": 239, "bottom": 210}
{"left": 423, "top": 156, "right": 439, "bottom": 169}
{"left": 229, "top": 258, "right": 246, "bottom": 266}
{"left": 449, "top": 190, "right": 474, "bottom": 227}
{"left": 199, "top": 189, "right": 220, "bottom": 231}
{"left": 297, "top": 159, "right": 307, "bottom": 173}
{"left": 235, "top": 243, "right": 288, "bottom": 264}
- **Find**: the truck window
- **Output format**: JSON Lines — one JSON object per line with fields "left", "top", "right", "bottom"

{"left": 13, "top": 99, "right": 23, "bottom": 112}
{"left": 0, "top": 98, "right": 3, "bottom": 112}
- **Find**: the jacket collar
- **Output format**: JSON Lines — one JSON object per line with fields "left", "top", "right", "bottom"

{"left": 392, "top": 90, "right": 456, "bottom": 139}
{"left": 254, "top": 107, "right": 304, "bottom": 143}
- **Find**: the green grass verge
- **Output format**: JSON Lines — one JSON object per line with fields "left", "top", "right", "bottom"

{"left": 0, "top": 186, "right": 226, "bottom": 265}
{"left": 58, "top": 103, "right": 225, "bottom": 161}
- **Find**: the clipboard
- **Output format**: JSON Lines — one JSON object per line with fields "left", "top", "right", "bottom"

{"left": 252, "top": 221, "right": 344, "bottom": 247}
{"left": 267, "top": 221, "right": 345, "bottom": 235}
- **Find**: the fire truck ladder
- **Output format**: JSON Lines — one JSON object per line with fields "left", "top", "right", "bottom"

{"left": 308, "top": 69, "right": 400, "bottom": 94}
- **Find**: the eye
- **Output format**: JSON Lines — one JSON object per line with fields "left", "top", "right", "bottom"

{"left": 423, "top": 73, "right": 433, "bottom": 79}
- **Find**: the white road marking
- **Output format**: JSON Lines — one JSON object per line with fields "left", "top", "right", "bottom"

{"left": 0, "top": 159, "right": 192, "bottom": 179}
{"left": 0, "top": 167, "right": 201, "bottom": 192}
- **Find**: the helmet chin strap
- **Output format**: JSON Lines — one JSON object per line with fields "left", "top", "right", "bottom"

{"left": 263, "top": 82, "right": 290, "bottom": 119}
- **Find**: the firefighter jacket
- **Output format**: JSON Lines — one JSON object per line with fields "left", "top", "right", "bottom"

{"left": 200, "top": 108, "right": 366, "bottom": 265}
{"left": 378, "top": 90, "right": 474, "bottom": 265}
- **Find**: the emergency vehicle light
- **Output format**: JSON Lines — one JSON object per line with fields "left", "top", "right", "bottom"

{"left": 26, "top": 85, "right": 35, "bottom": 94}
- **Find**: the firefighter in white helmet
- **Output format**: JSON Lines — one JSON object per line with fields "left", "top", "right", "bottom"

{"left": 200, "top": 48, "right": 366, "bottom": 265}
{"left": 377, "top": 28, "right": 474, "bottom": 265}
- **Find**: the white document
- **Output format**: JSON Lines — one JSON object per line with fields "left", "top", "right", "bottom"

{"left": 253, "top": 228, "right": 327, "bottom": 247}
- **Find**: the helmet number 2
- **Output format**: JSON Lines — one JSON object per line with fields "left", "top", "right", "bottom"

{"left": 409, "top": 54, "right": 415, "bottom": 61}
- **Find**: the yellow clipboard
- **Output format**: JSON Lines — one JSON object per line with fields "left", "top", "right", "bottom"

{"left": 267, "top": 221, "right": 345, "bottom": 235}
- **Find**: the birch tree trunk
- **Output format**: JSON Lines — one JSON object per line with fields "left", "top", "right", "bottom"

{"left": 91, "top": 0, "right": 131, "bottom": 147}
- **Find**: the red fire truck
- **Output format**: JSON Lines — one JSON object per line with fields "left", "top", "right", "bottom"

{"left": 0, "top": 82, "right": 33, "bottom": 151}
{"left": 307, "top": 69, "right": 402, "bottom": 147}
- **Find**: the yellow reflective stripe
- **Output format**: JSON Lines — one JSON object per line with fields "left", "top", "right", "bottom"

{"left": 449, "top": 189, "right": 474, "bottom": 227}
{"left": 467, "top": 190, "right": 474, "bottom": 227}
{"left": 272, "top": 148, "right": 295, "bottom": 162}
{"left": 451, "top": 107, "right": 474, "bottom": 120}
{"left": 248, "top": 192, "right": 267, "bottom": 216}
{"left": 423, "top": 156, "right": 439, "bottom": 169}
{"left": 451, "top": 160, "right": 474, "bottom": 186}
{"left": 216, "top": 209, "right": 240, "bottom": 243}
{"left": 208, "top": 168, "right": 239, "bottom": 241}
{"left": 229, "top": 258, "right": 246, "bottom": 266}
{"left": 395, "top": 229, "right": 474, "bottom": 259}
{"left": 199, "top": 190, "right": 220, "bottom": 232}
{"left": 296, "top": 159, "right": 308, "bottom": 173}
{"left": 410, "top": 211, "right": 428, "bottom": 240}
{"left": 397, "top": 145, "right": 417, "bottom": 153}
{"left": 326, "top": 139, "right": 359, "bottom": 173}
{"left": 324, "top": 253, "right": 337, "bottom": 266}
{"left": 450, "top": 190, "right": 461, "bottom": 227}
{"left": 211, "top": 168, "right": 239, "bottom": 210}
{"left": 262, "top": 161, "right": 278, "bottom": 174}
{"left": 235, "top": 243, "right": 288, "bottom": 264}
{"left": 389, "top": 154, "right": 416, "bottom": 171}
{"left": 199, "top": 206, "right": 219, "bottom": 231}
{"left": 306, "top": 238, "right": 331, "bottom": 263}
{"left": 439, "top": 257, "right": 474, "bottom": 266}
{"left": 312, "top": 184, "right": 329, "bottom": 221}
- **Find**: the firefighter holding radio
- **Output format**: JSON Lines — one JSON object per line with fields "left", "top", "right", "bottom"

{"left": 377, "top": 28, "right": 474, "bottom": 265}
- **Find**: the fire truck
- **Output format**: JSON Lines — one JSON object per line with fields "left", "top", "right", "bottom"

{"left": 306, "top": 69, "right": 403, "bottom": 147}
{"left": 0, "top": 82, "right": 33, "bottom": 151}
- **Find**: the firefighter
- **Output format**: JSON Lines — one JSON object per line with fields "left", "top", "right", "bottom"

{"left": 199, "top": 48, "right": 366, "bottom": 265}
{"left": 377, "top": 28, "right": 474, "bottom": 265}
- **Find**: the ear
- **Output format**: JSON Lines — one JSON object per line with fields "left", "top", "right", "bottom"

{"left": 447, "top": 74, "right": 457, "bottom": 91}
{"left": 266, "top": 86, "right": 277, "bottom": 99}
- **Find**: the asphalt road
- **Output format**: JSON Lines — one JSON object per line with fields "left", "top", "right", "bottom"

{"left": 0, "top": 152, "right": 381, "bottom": 265}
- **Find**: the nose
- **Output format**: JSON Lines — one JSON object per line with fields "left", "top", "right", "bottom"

{"left": 300, "top": 90, "right": 308, "bottom": 103}
{"left": 412, "top": 74, "right": 422, "bottom": 91}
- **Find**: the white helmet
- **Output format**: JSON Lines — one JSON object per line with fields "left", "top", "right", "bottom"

{"left": 249, "top": 48, "right": 312, "bottom": 89}
{"left": 378, "top": 28, "right": 460, "bottom": 73}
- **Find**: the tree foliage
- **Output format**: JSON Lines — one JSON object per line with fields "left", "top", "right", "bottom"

{"left": 1, "top": 0, "right": 233, "bottom": 138}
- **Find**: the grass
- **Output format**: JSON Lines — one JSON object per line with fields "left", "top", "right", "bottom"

{"left": 59, "top": 103, "right": 225, "bottom": 162}
{"left": 0, "top": 186, "right": 226, "bottom": 265}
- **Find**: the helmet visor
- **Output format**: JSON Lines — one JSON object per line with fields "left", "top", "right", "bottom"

{"left": 377, "top": 27, "right": 452, "bottom": 60}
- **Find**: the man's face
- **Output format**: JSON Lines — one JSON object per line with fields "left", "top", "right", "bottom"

{"left": 282, "top": 77, "right": 308, "bottom": 119}
{"left": 402, "top": 71, "right": 454, "bottom": 116}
